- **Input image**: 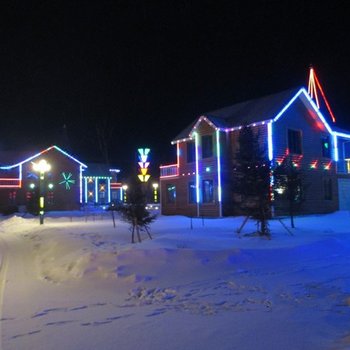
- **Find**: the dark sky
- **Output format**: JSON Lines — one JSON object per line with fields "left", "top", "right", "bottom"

{"left": 1, "top": 1, "right": 350, "bottom": 178}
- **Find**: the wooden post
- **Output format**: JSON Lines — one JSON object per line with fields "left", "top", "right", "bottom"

{"left": 145, "top": 227, "right": 152, "bottom": 240}
{"left": 236, "top": 216, "right": 250, "bottom": 236}
{"left": 278, "top": 218, "right": 294, "bottom": 236}
{"left": 111, "top": 210, "right": 116, "bottom": 228}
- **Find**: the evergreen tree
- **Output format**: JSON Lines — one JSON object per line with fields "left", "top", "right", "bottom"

{"left": 233, "top": 126, "right": 271, "bottom": 236}
{"left": 118, "top": 179, "right": 156, "bottom": 243}
{"left": 273, "top": 155, "right": 304, "bottom": 228}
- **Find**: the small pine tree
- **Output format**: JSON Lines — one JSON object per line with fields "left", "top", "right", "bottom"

{"left": 118, "top": 180, "right": 156, "bottom": 243}
{"left": 233, "top": 126, "right": 271, "bottom": 236}
{"left": 273, "top": 155, "right": 304, "bottom": 228}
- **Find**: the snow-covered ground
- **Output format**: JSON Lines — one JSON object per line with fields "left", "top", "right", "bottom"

{"left": 0, "top": 211, "right": 350, "bottom": 350}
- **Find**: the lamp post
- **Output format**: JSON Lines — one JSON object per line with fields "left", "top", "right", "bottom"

{"left": 122, "top": 184, "right": 128, "bottom": 203}
{"left": 152, "top": 183, "right": 158, "bottom": 203}
{"left": 32, "top": 159, "right": 51, "bottom": 224}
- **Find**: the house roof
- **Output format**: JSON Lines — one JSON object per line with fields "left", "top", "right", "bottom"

{"left": 0, "top": 145, "right": 87, "bottom": 169}
{"left": 172, "top": 87, "right": 302, "bottom": 142}
{"left": 83, "top": 163, "right": 119, "bottom": 177}
{"left": 0, "top": 150, "right": 36, "bottom": 166}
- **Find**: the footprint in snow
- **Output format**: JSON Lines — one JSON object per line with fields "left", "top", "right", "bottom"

{"left": 46, "top": 320, "right": 76, "bottom": 326}
{"left": 69, "top": 305, "right": 88, "bottom": 311}
{"left": 10, "top": 330, "right": 41, "bottom": 339}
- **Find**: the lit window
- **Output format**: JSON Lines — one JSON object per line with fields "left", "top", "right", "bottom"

{"left": 202, "top": 179, "right": 214, "bottom": 203}
{"left": 288, "top": 129, "right": 302, "bottom": 155}
{"left": 166, "top": 184, "right": 176, "bottom": 204}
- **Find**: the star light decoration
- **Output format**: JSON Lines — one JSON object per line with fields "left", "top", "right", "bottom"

{"left": 59, "top": 172, "right": 75, "bottom": 190}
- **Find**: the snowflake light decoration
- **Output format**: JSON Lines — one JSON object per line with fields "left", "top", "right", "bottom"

{"left": 59, "top": 172, "right": 75, "bottom": 190}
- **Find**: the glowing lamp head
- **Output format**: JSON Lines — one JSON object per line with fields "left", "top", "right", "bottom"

{"left": 122, "top": 185, "right": 128, "bottom": 190}
{"left": 33, "top": 159, "right": 51, "bottom": 173}
{"left": 152, "top": 183, "right": 159, "bottom": 189}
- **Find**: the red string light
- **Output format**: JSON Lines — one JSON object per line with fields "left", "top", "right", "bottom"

{"left": 308, "top": 67, "right": 336, "bottom": 123}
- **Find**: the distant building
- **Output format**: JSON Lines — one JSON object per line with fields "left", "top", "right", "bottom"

{"left": 160, "top": 87, "right": 350, "bottom": 217}
{"left": 0, "top": 145, "right": 122, "bottom": 212}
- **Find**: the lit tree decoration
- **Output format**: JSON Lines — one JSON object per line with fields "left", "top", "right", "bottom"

{"left": 59, "top": 172, "right": 75, "bottom": 190}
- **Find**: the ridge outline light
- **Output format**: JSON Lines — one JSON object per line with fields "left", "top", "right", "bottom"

{"left": 137, "top": 148, "right": 151, "bottom": 182}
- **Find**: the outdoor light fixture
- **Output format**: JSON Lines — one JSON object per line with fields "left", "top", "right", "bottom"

{"left": 32, "top": 159, "right": 51, "bottom": 225}
{"left": 122, "top": 184, "right": 128, "bottom": 202}
{"left": 152, "top": 183, "right": 159, "bottom": 203}
{"left": 137, "top": 148, "right": 151, "bottom": 182}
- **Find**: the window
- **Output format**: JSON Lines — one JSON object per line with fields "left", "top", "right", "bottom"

{"left": 188, "top": 182, "right": 196, "bottom": 203}
{"left": 187, "top": 141, "right": 195, "bottom": 163}
{"left": 202, "top": 179, "right": 214, "bottom": 203}
{"left": 324, "top": 179, "right": 332, "bottom": 200}
{"left": 202, "top": 135, "right": 213, "bottom": 158}
{"left": 8, "top": 190, "right": 17, "bottom": 204}
{"left": 321, "top": 137, "right": 331, "bottom": 158}
{"left": 166, "top": 184, "right": 176, "bottom": 203}
{"left": 47, "top": 191, "right": 54, "bottom": 205}
{"left": 112, "top": 191, "right": 119, "bottom": 201}
{"left": 288, "top": 129, "right": 302, "bottom": 155}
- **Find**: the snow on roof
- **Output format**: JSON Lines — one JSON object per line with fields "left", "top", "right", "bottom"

{"left": 172, "top": 87, "right": 301, "bottom": 142}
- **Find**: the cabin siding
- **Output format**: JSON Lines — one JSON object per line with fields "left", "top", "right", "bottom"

{"left": 272, "top": 100, "right": 338, "bottom": 214}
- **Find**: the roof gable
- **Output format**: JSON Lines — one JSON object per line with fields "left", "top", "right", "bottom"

{"left": 172, "top": 87, "right": 339, "bottom": 143}
{"left": 206, "top": 87, "right": 301, "bottom": 126}
{"left": 0, "top": 145, "right": 87, "bottom": 169}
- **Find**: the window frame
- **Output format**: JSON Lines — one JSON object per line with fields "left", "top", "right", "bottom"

{"left": 188, "top": 181, "right": 196, "bottom": 204}
{"left": 187, "top": 141, "right": 195, "bottom": 163}
{"left": 321, "top": 136, "right": 331, "bottom": 158}
{"left": 202, "top": 135, "right": 213, "bottom": 158}
{"left": 202, "top": 179, "right": 214, "bottom": 203}
{"left": 166, "top": 184, "right": 176, "bottom": 204}
{"left": 288, "top": 129, "right": 302, "bottom": 155}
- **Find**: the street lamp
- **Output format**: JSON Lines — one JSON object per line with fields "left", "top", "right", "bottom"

{"left": 32, "top": 159, "right": 51, "bottom": 224}
{"left": 122, "top": 184, "right": 128, "bottom": 203}
{"left": 152, "top": 183, "right": 159, "bottom": 203}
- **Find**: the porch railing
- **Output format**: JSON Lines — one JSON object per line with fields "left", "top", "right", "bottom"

{"left": 160, "top": 164, "right": 179, "bottom": 178}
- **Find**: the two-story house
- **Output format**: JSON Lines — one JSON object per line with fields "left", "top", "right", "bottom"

{"left": 160, "top": 87, "right": 350, "bottom": 217}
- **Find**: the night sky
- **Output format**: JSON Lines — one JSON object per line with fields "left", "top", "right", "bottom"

{"left": 1, "top": 1, "right": 350, "bottom": 178}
